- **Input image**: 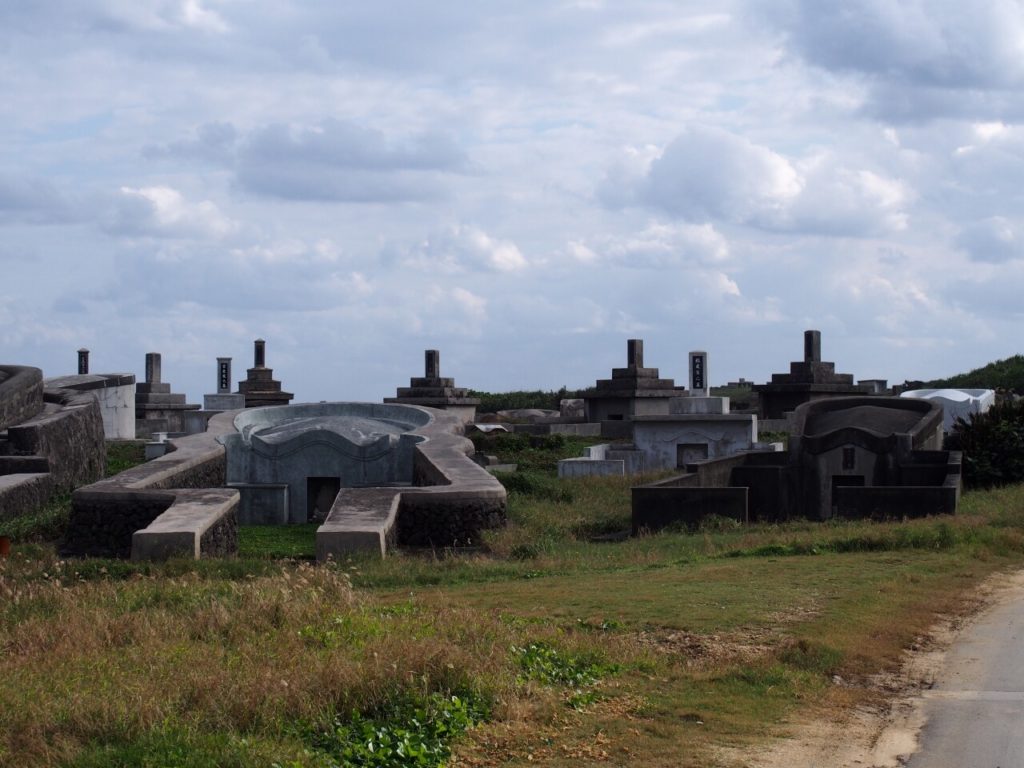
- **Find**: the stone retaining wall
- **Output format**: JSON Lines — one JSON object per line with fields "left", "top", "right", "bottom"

{"left": 0, "top": 474, "right": 56, "bottom": 523}
{"left": 399, "top": 409, "right": 507, "bottom": 548}
{"left": 64, "top": 411, "right": 238, "bottom": 559}
{"left": 0, "top": 365, "right": 44, "bottom": 431}
{"left": 9, "top": 389, "right": 106, "bottom": 490}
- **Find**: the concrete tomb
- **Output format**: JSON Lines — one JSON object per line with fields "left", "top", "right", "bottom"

{"left": 632, "top": 395, "right": 960, "bottom": 532}
{"left": 754, "top": 330, "right": 870, "bottom": 420}
{"left": 237, "top": 339, "right": 294, "bottom": 408}
{"left": 135, "top": 352, "right": 200, "bottom": 438}
{"left": 66, "top": 399, "right": 506, "bottom": 561}
{"left": 221, "top": 401, "right": 506, "bottom": 558}
{"left": 385, "top": 349, "right": 480, "bottom": 424}
{"left": 222, "top": 402, "right": 429, "bottom": 525}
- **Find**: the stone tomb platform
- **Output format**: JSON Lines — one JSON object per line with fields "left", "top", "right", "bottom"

{"left": 63, "top": 401, "right": 507, "bottom": 561}
{"left": 64, "top": 411, "right": 240, "bottom": 560}
{"left": 222, "top": 402, "right": 508, "bottom": 559}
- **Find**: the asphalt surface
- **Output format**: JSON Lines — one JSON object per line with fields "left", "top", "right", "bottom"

{"left": 907, "top": 588, "right": 1024, "bottom": 767}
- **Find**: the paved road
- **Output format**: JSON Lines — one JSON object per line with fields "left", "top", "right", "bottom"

{"left": 907, "top": 587, "right": 1024, "bottom": 767}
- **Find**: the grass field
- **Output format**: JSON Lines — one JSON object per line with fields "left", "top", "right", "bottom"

{"left": 1, "top": 436, "right": 1023, "bottom": 766}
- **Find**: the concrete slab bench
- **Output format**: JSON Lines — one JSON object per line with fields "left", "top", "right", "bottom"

{"left": 131, "top": 488, "right": 239, "bottom": 561}
{"left": 316, "top": 487, "right": 404, "bottom": 560}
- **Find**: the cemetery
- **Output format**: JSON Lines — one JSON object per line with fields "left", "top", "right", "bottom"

{"left": 0, "top": 332, "right": 1019, "bottom": 768}
{"left": 0, "top": 332, "right": 987, "bottom": 560}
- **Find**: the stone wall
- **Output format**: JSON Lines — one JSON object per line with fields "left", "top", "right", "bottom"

{"left": 0, "top": 383, "right": 106, "bottom": 525}
{"left": 64, "top": 411, "right": 236, "bottom": 558}
{"left": 9, "top": 389, "right": 106, "bottom": 490}
{"left": 0, "top": 474, "right": 56, "bottom": 524}
{"left": 0, "top": 365, "right": 44, "bottom": 431}
{"left": 400, "top": 408, "right": 507, "bottom": 547}
{"left": 62, "top": 492, "right": 175, "bottom": 558}
{"left": 200, "top": 506, "right": 238, "bottom": 557}
{"left": 398, "top": 494, "right": 506, "bottom": 547}
{"left": 632, "top": 486, "right": 748, "bottom": 533}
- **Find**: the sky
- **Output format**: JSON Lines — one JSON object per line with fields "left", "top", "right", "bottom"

{"left": 3, "top": 1, "right": 1024, "bottom": 403}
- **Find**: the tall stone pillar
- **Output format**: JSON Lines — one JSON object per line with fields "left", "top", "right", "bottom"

{"left": 627, "top": 339, "right": 644, "bottom": 368}
{"left": 77, "top": 348, "right": 89, "bottom": 375}
{"left": 145, "top": 353, "right": 162, "bottom": 385}
{"left": 804, "top": 330, "right": 821, "bottom": 364}
{"left": 425, "top": 349, "right": 440, "bottom": 380}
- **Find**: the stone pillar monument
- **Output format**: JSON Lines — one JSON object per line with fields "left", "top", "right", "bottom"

{"left": 689, "top": 350, "right": 709, "bottom": 398}
{"left": 804, "top": 330, "right": 821, "bottom": 364}
{"left": 627, "top": 339, "right": 643, "bottom": 368}
{"left": 77, "top": 348, "right": 89, "bottom": 375}
{"left": 205, "top": 356, "right": 246, "bottom": 412}
{"left": 217, "top": 357, "right": 232, "bottom": 394}
{"left": 425, "top": 349, "right": 441, "bottom": 380}
{"left": 144, "top": 352, "right": 162, "bottom": 386}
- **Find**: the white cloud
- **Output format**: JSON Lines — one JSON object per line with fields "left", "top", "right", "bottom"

{"left": 639, "top": 125, "right": 802, "bottom": 225}
{"left": 391, "top": 225, "right": 528, "bottom": 273}
{"left": 767, "top": 0, "right": 1024, "bottom": 121}
{"left": 613, "top": 128, "right": 912, "bottom": 236}
{"left": 108, "top": 186, "right": 237, "bottom": 238}
{"left": 5, "top": 1, "right": 1024, "bottom": 400}
{"left": 570, "top": 221, "right": 730, "bottom": 268}
{"left": 957, "top": 217, "right": 1024, "bottom": 263}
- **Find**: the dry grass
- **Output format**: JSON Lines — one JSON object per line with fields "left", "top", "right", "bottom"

{"left": 3, "top": 479, "right": 1024, "bottom": 765}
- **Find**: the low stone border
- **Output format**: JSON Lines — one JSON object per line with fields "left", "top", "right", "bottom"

{"left": 315, "top": 406, "right": 507, "bottom": 557}
{"left": 132, "top": 488, "right": 239, "bottom": 560}
{"left": 65, "top": 411, "right": 240, "bottom": 559}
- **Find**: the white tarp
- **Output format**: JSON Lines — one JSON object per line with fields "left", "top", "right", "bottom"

{"left": 899, "top": 388, "right": 996, "bottom": 432}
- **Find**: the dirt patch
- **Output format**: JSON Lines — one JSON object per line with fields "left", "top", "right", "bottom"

{"left": 636, "top": 627, "right": 776, "bottom": 669}
{"left": 735, "top": 568, "right": 1024, "bottom": 768}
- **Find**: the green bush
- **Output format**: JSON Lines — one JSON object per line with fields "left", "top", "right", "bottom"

{"left": 947, "top": 400, "right": 1024, "bottom": 488}
{"left": 305, "top": 693, "right": 489, "bottom": 768}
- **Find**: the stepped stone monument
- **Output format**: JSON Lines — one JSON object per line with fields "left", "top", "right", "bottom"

{"left": 384, "top": 349, "right": 480, "bottom": 424}
{"left": 754, "top": 330, "right": 869, "bottom": 420}
{"left": 134, "top": 352, "right": 200, "bottom": 437}
{"left": 582, "top": 339, "right": 683, "bottom": 425}
{"left": 237, "top": 339, "right": 293, "bottom": 408}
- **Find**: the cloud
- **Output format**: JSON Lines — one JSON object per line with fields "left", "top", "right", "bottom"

{"left": 768, "top": 0, "right": 1024, "bottom": 121}
{"left": 143, "top": 121, "right": 238, "bottom": 164}
{"left": 390, "top": 225, "right": 528, "bottom": 273}
{"left": 0, "top": 174, "right": 76, "bottom": 224}
{"left": 0, "top": 0, "right": 229, "bottom": 34}
{"left": 106, "top": 185, "right": 237, "bottom": 238}
{"left": 568, "top": 221, "right": 730, "bottom": 268}
{"left": 957, "top": 217, "right": 1024, "bottom": 263}
{"left": 234, "top": 120, "right": 469, "bottom": 202}
{"left": 610, "top": 127, "right": 911, "bottom": 236}
{"left": 638, "top": 126, "right": 801, "bottom": 225}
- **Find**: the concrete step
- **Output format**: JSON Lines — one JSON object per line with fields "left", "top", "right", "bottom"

{"left": 0, "top": 455, "right": 49, "bottom": 475}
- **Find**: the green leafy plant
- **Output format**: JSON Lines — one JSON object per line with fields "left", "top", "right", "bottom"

{"left": 513, "top": 641, "right": 617, "bottom": 688}
{"left": 947, "top": 400, "right": 1024, "bottom": 488}
{"left": 307, "top": 693, "right": 489, "bottom": 768}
